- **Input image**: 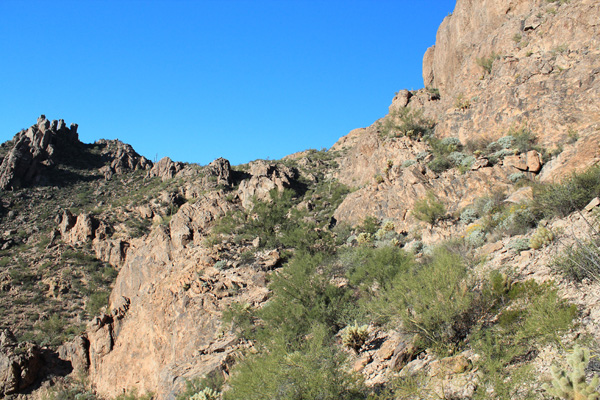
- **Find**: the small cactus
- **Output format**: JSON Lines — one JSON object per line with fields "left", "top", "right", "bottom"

{"left": 543, "top": 346, "right": 600, "bottom": 400}
{"left": 357, "top": 232, "right": 373, "bottom": 245}
{"left": 342, "top": 323, "right": 369, "bottom": 352}
{"left": 530, "top": 227, "right": 555, "bottom": 250}
{"left": 190, "top": 387, "right": 220, "bottom": 400}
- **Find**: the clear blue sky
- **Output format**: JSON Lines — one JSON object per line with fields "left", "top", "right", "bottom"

{"left": 0, "top": 0, "right": 455, "bottom": 165}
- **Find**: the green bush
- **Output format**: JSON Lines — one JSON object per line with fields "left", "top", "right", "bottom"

{"left": 86, "top": 290, "right": 109, "bottom": 316}
{"left": 341, "top": 246, "right": 413, "bottom": 293}
{"left": 224, "top": 325, "right": 366, "bottom": 400}
{"left": 471, "top": 280, "right": 577, "bottom": 398}
{"left": 256, "top": 252, "right": 355, "bottom": 344}
{"left": 553, "top": 234, "right": 600, "bottom": 282}
{"left": 374, "top": 248, "right": 473, "bottom": 353}
{"left": 427, "top": 156, "right": 451, "bottom": 173}
{"left": 534, "top": 165, "right": 600, "bottom": 218}
{"left": 412, "top": 192, "right": 446, "bottom": 226}
{"left": 476, "top": 52, "right": 500, "bottom": 74}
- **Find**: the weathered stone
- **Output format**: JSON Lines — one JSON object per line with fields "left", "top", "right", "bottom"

{"left": 504, "top": 186, "right": 533, "bottom": 204}
{"left": 238, "top": 161, "right": 298, "bottom": 209}
{"left": 205, "top": 157, "right": 232, "bottom": 186}
{"left": 58, "top": 336, "right": 90, "bottom": 373}
{"left": 148, "top": 157, "right": 183, "bottom": 181}
{"left": 0, "top": 329, "right": 42, "bottom": 396}
{"left": 585, "top": 197, "right": 600, "bottom": 212}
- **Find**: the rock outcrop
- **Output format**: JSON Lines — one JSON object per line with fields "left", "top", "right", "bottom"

{"left": 418, "top": 0, "right": 600, "bottom": 179}
{"left": 0, "top": 115, "right": 78, "bottom": 189}
{"left": 238, "top": 161, "right": 298, "bottom": 209}
{"left": 148, "top": 157, "right": 184, "bottom": 181}
{"left": 95, "top": 139, "right": 152, "bottom": 180}
{"left": 0, "top": 330, "right": 42, "bottom": 396}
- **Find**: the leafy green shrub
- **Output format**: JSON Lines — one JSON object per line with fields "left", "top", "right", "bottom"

{"left": 342, "top": 246, "right": 413, "bottom": 292}
{"left": 256, "top": 252, "right": 354, "bottom": 344}
{"left": 224, "top": 325, "right": 366, "bottom": 400}
{"left": 534, "top": 165, "right": 600, "bottom": 218}
{"left": 553, "top": 234, "right": 600, "bottom": 282}
{"left": 544, "top": 346, "right": 600, "bottom": 400}
{"left": 472, "top": 280, "right": 577, "bottom": 398}
{"left": 476, "top": 52, "right": 500, "bottom": 74}
{"left": 375, "top": 248, "right": 473, "bottom": 353}
{"left": 341, "top": 322, "right": 369, "bottom": 352}
{"left": 412, "top": 192, "right": 446, "bottom": 225}
{"left": 427, "top": 156, "right": 451, "bottom": 173}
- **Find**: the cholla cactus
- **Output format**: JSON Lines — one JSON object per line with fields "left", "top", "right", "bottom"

{"left": 544, "top": 346, "right": 600, "bottom": 400}
{"left": 190, "top": 387, "right": 220, "bottom": 400}
{"left": 357, "top": 232, "right": 373, "bottom": 245}
{"left": 342, "top": 323, "right": 369, "bottom": 352}
{"left": 530, "top": 227, "right": 555, "bottom": 250}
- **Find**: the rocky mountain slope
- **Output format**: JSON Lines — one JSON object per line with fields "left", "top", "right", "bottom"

{"left": 1, "top": 0, "right": 600, "bottom": 399}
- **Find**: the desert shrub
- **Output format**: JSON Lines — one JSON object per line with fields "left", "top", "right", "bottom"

{"left": 374, "top": 248, "right": 474, "bottom": 353}
{"left": 412, "top": 192, "right": 446, "bottom": 225}
{"left": 341, "top": 246, "right": 413, "bottom": 292}
{"left": 341, "top": 322, "right": 369, "bottom": 352}
{"left": 114, "top": 390, "right": 154, "bottom": 400}
{"left": 394, "top": 107, "right": 435, "bottom": 138}
{"left": 471, "top": 280, "right": 577, "bottom": 398}
{"left": 256, "top": 252, "right": 355, "bottom": 344}
{"left": 476, "top": 52, "right": 500, "bottom": 74}
{"left": 356, "top": 216, "right": 379, "bottom": 235}
{"left": 86, "top": 290, "right": 109, "bottom": 316}
{"left": 224, "top": 325, "right": 366, "bottom": 400}
{"left": 176, "top": 371, "right": 225, "bottom": 400}
{"left": 402, "top": 159, "right": 416, "bottom": 168}
{"left": 42, "top": 379, "right": 98, "bottom": 400}
{"left": 534, "top": 165, "right": 600, "bottom": 218}
{"left": 509, "top": 237, "right": 531, "bottom": 253}
{"left": 511, "top": 127, "right": 538, "bottom": 153}
{"left": 460, "top": 207, "right": 479, "bottom": 224}
{"left": 494, "top": 205, "right": 537, "bottom": 237}
{"left": 454, "top": 94, "right": 471, "bottom": 110}
{"left": 465, "top": 228, "right": 486, "bottom": 248}
{"left": 439, "top": 137, "right": 463, "bottom": 152}
{"left": 553, "top": 234, "right": 600, "bottom": 282}
{"left": 427, "top": 156, "right": 451, "bottom": 173}
{"left": 509, "top": 172, "right": 526, "bottom": 183}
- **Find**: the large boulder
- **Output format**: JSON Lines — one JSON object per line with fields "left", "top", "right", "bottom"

{"left": 148, "top": 157, "right": 184, "bottom": 181}
{"left": 0, "top": 329, "right": 42, "bottom": 396}
{"left": 238, "top": 161, "right": 298, "bottom": 209}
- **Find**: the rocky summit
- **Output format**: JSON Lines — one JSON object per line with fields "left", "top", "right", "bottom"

{"left": 1, "top": 0, "right": 600, "bottom": 399}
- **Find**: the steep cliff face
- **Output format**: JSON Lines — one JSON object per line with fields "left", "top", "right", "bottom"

{"left": 425, "top": 0, "right": 600, "bottom": 177}
{"left": 332, "top": 0, "right": 600, "bottom": 230}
